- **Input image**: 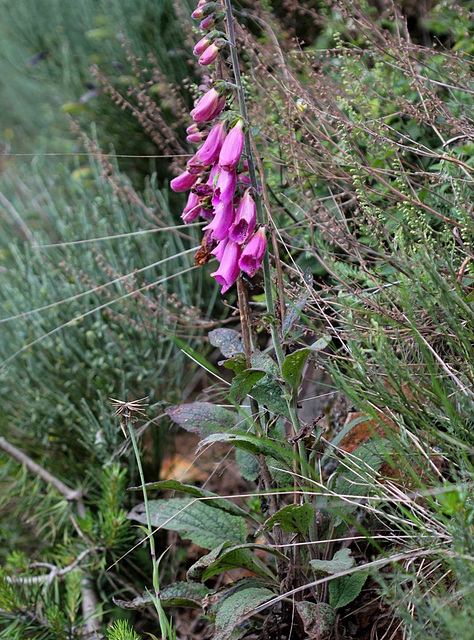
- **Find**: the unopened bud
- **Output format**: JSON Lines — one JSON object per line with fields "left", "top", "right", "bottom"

{"left": 191, "top": 2, "right": 216, "bottom": 19}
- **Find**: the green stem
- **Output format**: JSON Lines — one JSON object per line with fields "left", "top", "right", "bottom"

{"left": 128, "top": 424, "right": 174, "bottom": 640}
{"left": 223, "top": 0, "right": 307, "bottom": 468}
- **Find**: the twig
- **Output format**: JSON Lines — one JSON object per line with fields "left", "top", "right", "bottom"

{"left": 0, "top": 437, "right": 82, "bottom": 502}
{"left": 6, "top": 548, "right": 103, "bottom": 586}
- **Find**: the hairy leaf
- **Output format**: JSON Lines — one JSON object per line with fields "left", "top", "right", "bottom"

{"left": 296, "top": 601, "right": 336, "bottom": 639}
{"left": 213, "top": 587, "right": 276, "bottom": 640}
{"left": 250, "top": 351, "right": 279, "bottom": 376}
{"left": 187, "top": 542, "right": 276, "bottom": 582}
{"left": 310, "top": 548, "right": 355, "bottom": 574}
{"left": 209, "top": 328, "right": 244, "bottom": 357}
{"left": 113, "top": 582, "right": 210, "bottom": 610}
{"left": 329, "top": 570, "right": 369, "bottom": 609}
{"left": 282, "top": 348, "right": 312, "bottom": 394}
{"left": 128, "top": 498, "right": 247, "bottom": 549}
{"left": 197, "top": 432, "right": 292, "bottom": 466}
{"left": 230, "top": 369, "right": 266, "bottom": 404}
{"left": 166, "top": 402, "right": 238, "bottom": 437}
{"left": 251, "top": 376, "right": 289, "bottom": 417}
{"left": 262, "top": 503, "right": 315, "bottom": 534}
{"left": 130, "top": 479, "right": 247, "bottom": 518}
{"left": 235, "top": 448, "right": 260, "bottom": 482}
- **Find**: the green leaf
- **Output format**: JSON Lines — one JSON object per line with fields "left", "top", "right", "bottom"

{"left": 198, "top": 432, "right": 292, "bottom": 466}
{"left": 251, "top": 375, "right": 289, "bottom": 417}
{"left": 213, "top": 587, "right": 276, "bottom": 640}
{"left": 262, "top": 503, "right": 315, "bottom": 534}
{"left": 296, "top": 601, "right": 336, "bottom": 639}
{"left": 310, "top": 548, "right": 355, "bottom": 574}
{"left": 223, "top": 354, "right": 247, "bottom": 374}
{"left": 329, "top": 570, "right": 368, "bottom": 609}
{"left": 250, "top": 351, "right": 279, "bottom": 376}
{"left": 310, "top": 335, "right": 332, "bottom": 352}
{"left": 282, "top": 348, "right": 312, "bottom": 393}
{"left": 209, "top": 329, "right": 244, "bottom": 357}
{"left": 127, "top": 498, "right": 247, "bottom": 549}
{"left": 129, "top": 479, "right": 248, "bottom": 518}
{"left": 187, "top": 543, "right": 278, "bottom": 582}
{"left": 230, "top": 369, "right": 266, "bottom": 403}
{"left": 334, "top": 440, "right": 389, "bottom": 502}
{"left": 166, "top": 402, "right": 238, "bottom": 437}
{"left": 113, "top": 582, "right": 210, "bottom": 610}
{"left": 235, "top": 449, "right": 260, "bottom": 482}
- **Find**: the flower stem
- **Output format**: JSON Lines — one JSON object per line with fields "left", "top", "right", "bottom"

{"left": 128, "top": 424, "right": 175, "bottom": 640}
{"left": 223, "top": 0, "right": 303, "bottom": 446}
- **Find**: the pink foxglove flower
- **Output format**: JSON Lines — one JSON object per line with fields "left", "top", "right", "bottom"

{"left": 191, "top": 88, "right": 226, "bottom": 123}
{"left": 199, "top": 43, "right": 220, "bottom": 66}
{"left": 204, "top": 199, "right": 235, "bottom": 241}
{"left": 211, "top": 237, "right": 228, "bottom": 261}
{"left": 181, "top": 192, "right": 201, "bottom": 223}
{"left": 239, "top": 226, "right": 267, "bottom": 277}
{"left": 219, "top": 119, "right": 244, "bottom": 171}
{"left": 214, "top": 168, "right": 237, "bottom": 203}
{"left": 211, "top": 240, "right": 242, "bottom": 293}
{"left": 170, "top": 170, "right": 197, "bottom": 192}
{"left": 229, "top": 190, "right": 256, "bottom": 244}
{"left": 197, "top": 121, "right": 226, "bottom": 166}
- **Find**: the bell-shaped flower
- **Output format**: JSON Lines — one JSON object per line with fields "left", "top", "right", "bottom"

{"left": 211, "top": 240, "right": 242, "bottom": 294}
{"left": 197, "top": 122, "right": 226, "bottom": 166}
{"left": 191, "top": 88, "right": 226, "bottom": 123}
{"left": 170, "top": 170, "right": 197, "bottom": 192}
{"left": 219, "top": 119, "right": 244, "bottom": 171}
{"left": 181, "top": 192, "right": 202, "bottom": 223}
{"left": 229, "top": 190, "right": 256, "bottom": 244}
{"left": 238, "top": 226, "right": 267, "bottom": 277}
{"left": 214, "top": 168, "right": 237, "bottom": 203}
{"left": 212, "top": 237, "right": 229, "bottom": 262}
{"left": 204, "top": 199, "right": 235, "bottom": 242}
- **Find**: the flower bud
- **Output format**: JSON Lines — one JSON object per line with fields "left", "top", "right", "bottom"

{"left": 191, "top": 2, "right": 216, "bottom": 20}
{"left": 197, "top": 121, "right": 226, "bottom": 166}
{"left": 200, "top": 11, "right": 225, "bottom": 30}
{"left": 191, "top": 88, "right": 226, "bottom": 123}
{"left": 170, "top": 170, "right": 198, "bottom": 192}
{"left": 199, "top": 43, "right": 220, "bottom": 66}
{"left": 239, "top": 226, "right": 267, "bottom": 277}
{"left": 211, "top": 240, "right": 242, "bottom": 293}
{"left": 187, "top": 131, "right": 208, "bottom": 144}
{"left": 219, "top": 119, "right": 244, "bottom": 171}
{"left": 229, "top": 190, "right": 256, "bottom": 244}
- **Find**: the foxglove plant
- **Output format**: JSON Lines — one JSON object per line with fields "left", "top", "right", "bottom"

{"left": 169, "top": 0, "right": 270, "bottom": 296}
